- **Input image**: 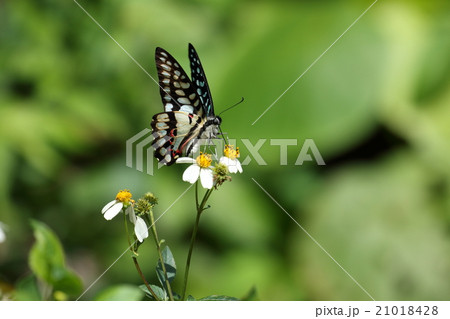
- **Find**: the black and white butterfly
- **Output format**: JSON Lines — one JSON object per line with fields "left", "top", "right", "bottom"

{"left": 151, "top": 43, "right": 222, "bottom": 165}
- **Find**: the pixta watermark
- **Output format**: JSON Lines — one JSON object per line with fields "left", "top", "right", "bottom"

{"left": 126, "top": 129, "right": 325, "bottom": 175}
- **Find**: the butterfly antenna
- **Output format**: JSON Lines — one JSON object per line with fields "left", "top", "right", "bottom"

{"left": 218, "top": 97, "right": 245, "bottom": 116}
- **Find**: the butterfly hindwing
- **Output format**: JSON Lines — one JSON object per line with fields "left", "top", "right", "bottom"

{"left": 151, "top": 111, "right": 203, "bottom": 165}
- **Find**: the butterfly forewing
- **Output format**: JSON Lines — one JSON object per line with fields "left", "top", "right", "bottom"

{"left": 155, "top": 47, "right": 203, "bottom": 116}
{"left": 188, "top": 43, "right": 215, "bottom": 117}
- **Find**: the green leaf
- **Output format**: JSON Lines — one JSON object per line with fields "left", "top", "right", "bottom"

{"left": 172, "top": 291, "right": 181, "bottom": 301}
{"left": 51, "top": 267, "right": 83, "bottom": 296}
{"left": 139, "top": 284, "right": 167, "bottom": 301}
{"left": 199, "top": 295, "right": 239, "bottom": 301}
{"left": 156, "top": 246, "right": 176, "bottom": 292}
{"left": 29, "top": 220, "right": 65, "bottom": 282}
{"left": 28, "top": 220, "right": 83, "bottom": 296}
{"left": 95, "top": 285, "right": 144, "bottom": 301}
{"left": 186, "top": 295, "right": 196, "bottom": 301}
{"left": 241, "top": 286, "right": 258, "bottom": 301}
{"left": 13, "top": 275, "right": 41, "bottom": 301}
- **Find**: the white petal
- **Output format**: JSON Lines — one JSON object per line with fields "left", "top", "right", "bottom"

{"left": 220, "top": 157, "right": 242, "bottom": 174}
{"left": 126, "top": 205, "right": 136, "bottom": 224}
{"left": 219, "top": 156, "right": 231, "bottom": 166}
{"left": 0, "top": 226, "right": 5, "bottom": 243}
{"left": 182, "top": 164, "right": 200, "bottom": 184}
{"left": 235, "top": 160, "right": 243, "bottom": 173}
{"left": 103, "top": 202, "right": 123, "bottom": 220}
{"left": 228, "top": 159, "right": 243, "bottom": 173}
{"left": 199, "top": 168, "right": 214, "bottom": 189}
{"left": 176, "top": 157, "right": 196, "bottom": 164}
{"left": 228, "top": 161, "right": 238, "bottom": 173}
{"left": 134, "top": 217, "right": 149, "bottom": 242}
{"left": 101, "top": 200, "right": 117, "bottom": 214}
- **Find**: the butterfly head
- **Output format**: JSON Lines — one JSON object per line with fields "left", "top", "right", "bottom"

{"left": 210, "top": 116, "right": 222, "bottom": 126}
{"left": 201, "top": 115, "right": 222, "bottom": 139}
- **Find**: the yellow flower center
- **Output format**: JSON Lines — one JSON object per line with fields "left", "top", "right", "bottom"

{"left": 116, "top": 189, "right": 133, "bottom": 204}
{"left": 224, "top": 145, "right": 239, "bottom": 160}
{"left": 196, "top": 153, "right": 212, "bottom": 168}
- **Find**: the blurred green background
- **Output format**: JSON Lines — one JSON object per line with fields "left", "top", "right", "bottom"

{"left": 1, "top": 0, "right": 450, "bottom": 300}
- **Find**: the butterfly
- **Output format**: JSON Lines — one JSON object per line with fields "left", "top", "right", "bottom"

{"left": 151, "top": 43, "right": 222, "bottom": 166}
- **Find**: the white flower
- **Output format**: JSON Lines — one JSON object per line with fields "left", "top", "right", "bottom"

{"left": 176, "top": 153, "right": 214, "bottom": 189}
{"left": 101, "top": 189, "right": 133, "bottom": 220}
{"left": 219, "top": 145, "right": 242, "bottom": 174}
{"left": 0, "top": 222, "right": 7, "bottom": 243}
{"left": 126, "top": 205, "right": 136, "bottom": 224}
{"left": 101, "top": 190, "right": 148, "bottom": 242}
{"left": 126, "top": 205, "right": 149, "bottom": 242}
{"left": 102, "top": 200, "right": 124, "bottom": 220}
{"left": 134, "top": 216, "right": 149, "bottom": 243}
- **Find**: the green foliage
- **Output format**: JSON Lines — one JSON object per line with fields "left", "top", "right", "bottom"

{"left": 156, "top": 246, "right": 176, "bottom": 292}
{"left": 136, "top": 245, "right": 178, "bottom": 301}
{"left": 95, "top": 285, "right": 144, "bottom": 301}
{"left": 13, "top": 275, "right": 41, "bottom": 301}
{"left": 28, "top": 220, "right": 83, "bottom": 298}
{"left": 140, "top": 284, "right": 167, "bottom": 301}
{"left": 198, "top": 295, "right": 239, "bottom": 301}
{"left": 241, "top": 286, "right": 258, "bottom": 301}
{"left": 297, "top": 153, "right": 450, "bottom": 300}
{"left": 1, "top": 0, "right": 450, "bottom": 301}
{"left": 29, "top": 220, "right": 65, "bottom": 278}
{"left": 135, "top": 243, "right": 243, "bottom": 300}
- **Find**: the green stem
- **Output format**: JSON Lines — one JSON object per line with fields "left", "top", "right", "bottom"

{"left": 181, "top": 184, "right": 214, "bottom": 300}
{"left": 195, "top": 179, "right": 200, "bottom": 209}
{"left": 125, "top": 209, "right": 159, "bottom": 300}
{"left": 123, "top": 211, "right": 133, "bottom": 249}
{"left": 132, "top": 256, "right": 160, "bottom": 301}
{"left": 148, "top": 211, "right": 174, "bottom": 301}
